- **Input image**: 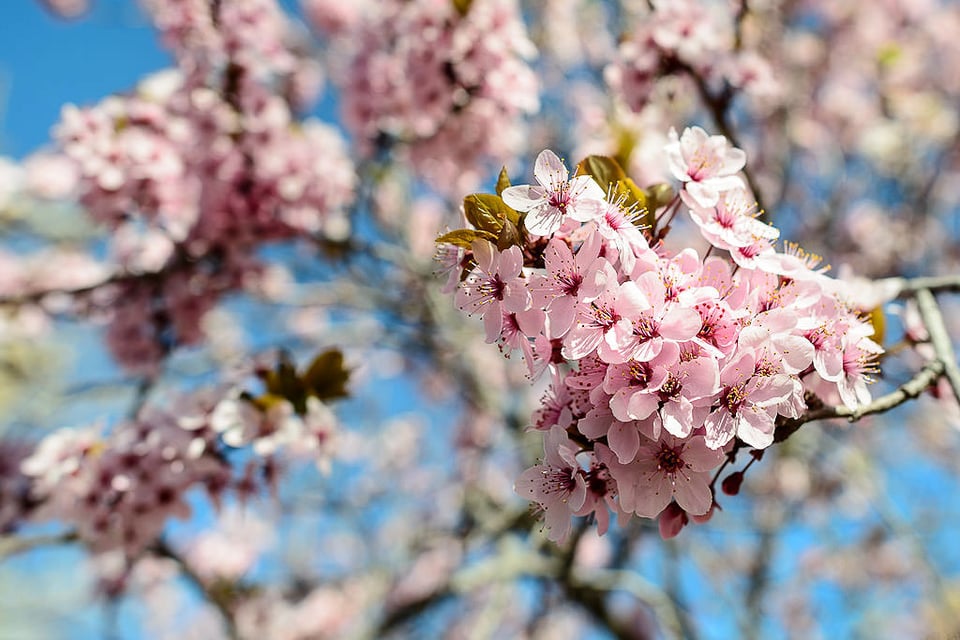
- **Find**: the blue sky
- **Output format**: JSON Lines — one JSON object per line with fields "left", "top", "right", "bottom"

{"left": 0, "top": 2, "right": 169, "bottom": 158}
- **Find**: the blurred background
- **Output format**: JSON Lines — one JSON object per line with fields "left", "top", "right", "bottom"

{"left": 2, "top": 1, "right": 960, "bottom": 639}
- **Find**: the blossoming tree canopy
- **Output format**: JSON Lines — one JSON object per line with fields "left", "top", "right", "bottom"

{"left": 438, "top": 136, "right": 883, "bottom": 541}
{"left": 5, "top": 0, "right": 960, "bottom": 637}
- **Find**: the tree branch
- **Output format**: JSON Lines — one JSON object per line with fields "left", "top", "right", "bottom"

{"left": 0, "top": 530, "right": 78, "bottom": 560}
{"left": 914, "top": 288, "right": 960, "bottom": 405}
{"left": 151, "top": 538, "right": 240, "bottom": 640}
{"left": 775, "top": 358, "right": 945, "bottom": 442}
{"left": 882, "top": 274, "right": 960, "bottom": 298}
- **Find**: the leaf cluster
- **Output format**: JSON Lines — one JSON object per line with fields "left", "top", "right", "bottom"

{"left": 244, "top": 349, "right": 351, "bottom": 415}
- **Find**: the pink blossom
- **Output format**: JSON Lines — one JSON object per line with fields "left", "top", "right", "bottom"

{"left": 456, "top": 241, "right": 531, "bottom": 342}
{"left": 836, "top": 327, "right": 883, "bottom": 410}
{"left": 589, "top": 197, "right": 654, "bottom": 273}
{"left": 532, "top": 235, "right": 611, "bottom": 338}
{"left": 653, "top": 346, "right": 721, "bottom": 439}
{"left": 665, "top": 126, "right": 746, "bottom": 208}
{"left": 729, "top": 234, "right": 778, "bottom": 270}
{"left": 684, "top": 187, "right": 779, "bottom": 251}
{"left": 515, "top": 425, "right": 588, "bottom": 543}
{"left": 601, "top": 432, "right": 723, "bottom": 518}
{"left": 603, "top": 346, "right": 676, "bottom": 426}
{"left": 609, "top": 271, "right": 703, "bottom": 364}
{"left": 703, "top": 350, "right": 795, "bottom": 450}
{"left": 502, "top": 149, "right": 606, "bottom": 236}
{"left": 562, "top": 279, "right": 647, "bottom": 362}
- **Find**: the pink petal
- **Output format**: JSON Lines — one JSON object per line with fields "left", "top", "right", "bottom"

{"left": 501, "top": 184, "right": 547, "bottom": 213}
{"left": 735, "top": 408, "right": 776, "bottom": 449}
{"left": 534, "top": 149, "right": 568, "bottom": 189}
{"left": 499, "top": 245, "right": 524, "bottom": 278}
{"left": 673, "top": 473, "right": 713, "bottom": 515}
{"left": 483, "top": 306, "right": 504, "bottom": 342}
{"left": 471, "top": 239, "right": 496, "bottom": 272}
{"left": 524, "top": 206, "right": 564, "bottom": 237}
{"left": 632, "top": 465, "right": 672, "bottom": 518}
{"left": 608, "top": 420, "right": 640, "bottom": 463}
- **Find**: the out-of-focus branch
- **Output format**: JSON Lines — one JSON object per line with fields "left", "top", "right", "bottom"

{"left": 573, "top": 568, "right": 685, "bottom": 640}
{"left": 374, "top": 529, "right": 678, "bottom": 640}
{"left": 0, "top": 246, "right": 195, "bottom": 308}
{"left": 744, "top": 495, "right": 780, "bottom": 640}
{"left": 151, "top": 537, "right": 239, "bottom": 640}
{"left": 883, "top": 274, "right": 960, "bottom": 297}
{"left": 0, "top": 270, "right": 130, "bottom": 307}
{"left": 0, "top": 530, "right": 78, "bottom": 560}
{"left": 662, "top": 539, "right": 698, "bottom": 640}
{"left": 915, "top": 288, "right": 960, "bottom": 405}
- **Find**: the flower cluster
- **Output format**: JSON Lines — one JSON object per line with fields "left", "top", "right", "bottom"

{"left": 49, "top": 0, "right": 355, "bottom": 373}
{"left": 16, "top": 348, "right": 347, "bottom": 557}
{"left": 21, "top": 406, "right": 231, "bottom": 556}
{"left": 607, "top": 0, "right": 781, "bottom": 113}
{"left": 439, "top": 127, "right": 882, "bottom": 541}
{"left": 331, "top": 0, "right": 539, "bottom": 193}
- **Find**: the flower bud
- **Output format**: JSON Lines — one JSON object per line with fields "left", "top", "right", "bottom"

{"left": 658, "top": 502, "right": 689, "bottom": 539}
{"left": 722, "top": 471, "right": 744, "bottom": 496}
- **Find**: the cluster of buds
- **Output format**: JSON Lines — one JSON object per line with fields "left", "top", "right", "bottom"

{"left": 437, "top": 126, "right": 882, "bottom": 541}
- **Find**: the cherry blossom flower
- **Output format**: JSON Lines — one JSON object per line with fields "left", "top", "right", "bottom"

{"left": 442, "top": 139, "right": 886, "bottom": 540}
{"left": 836, "top": 327, "right": 883, "bottom": 410}
{"left": 515, "top": 425, "right": 588, "bottom": 543}
{"left": 531, "top": 235, "right": 612, "bottom": 337}
{"left": 601, "top": 432, "right": 723, "bottom": 518}
{"left": 684, "top": 187, "right": 779, "bottom": 251}
{"left": 609, "top": 270, "right": 703, "bottom": 364}
{"left": 502, "top": 149, "right": 606, "bottom": 236}
{"left": 456, "top": 241, "right": 531, "bottom": 342}
{"left": 704, "top": 350, "right": 795, "bottom": 449}
{"left": 562, "top": 279, "right": 647, "bottom": 362}
{"left": 665, "top": 126, "right": 746, "bottom": 208}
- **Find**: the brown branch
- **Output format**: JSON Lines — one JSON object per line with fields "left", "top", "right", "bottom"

{"left": 151, "top": 538, "right": 240, "bottom": 640}
{"left": 882, "top": 274, "right": 960, "bottom": 298}
{"left": 0, "top": 530, "right": 78, "bottom": 560}
{"left": 775, "top": 359, "right": 945, "bottom": 442}
{"left": 915, "top": 288, "right": 960, "bottom": 405}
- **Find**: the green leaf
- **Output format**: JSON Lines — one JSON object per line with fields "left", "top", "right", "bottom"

{"left": 869, "top": 306, "right": 885, "bottom": 347}
{"left": 264, "top": 354, "right": 308, "bottom": 413}
{"left": 577, "top": 155, "right": 627, "bottom": 190}
{"left": 452, "top": 0, "right": 472, "bottom": 16}
{"left": 495, "top": 166, "right": 511, "bottom": 196}
{"left": 436, "top": 228, "right": 497, "bottom": 250}
{"left": 244, "top": 391, "right": 289, "bottom": 413}
{"left": 303, "top": 348, "right": 351, "bottom": 402}
{"left": 497, "top": 217, "right": 522, "bottom": 251}
{"left": 462, "top": 193, "right": 520, "bottom": 234}
{"left": 644, "top": 183, "right": 675, "bottom": 211}
{"left": 877, "top": 43, "right": 901, "bottom": 67}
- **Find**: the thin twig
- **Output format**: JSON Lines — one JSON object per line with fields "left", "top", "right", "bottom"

{"left": 152, "top": 537, "right": 240, "bottom": 640}
{"left": 882, "top": 274, "right": 960, "bottom": 298}
{"left": 914, "top": 288, "right": 960, "bottom": 405}
{"left": 775, "top": 359, "right": 945, "bottom": 442}
{"left": 0, "top": 530, "right": 78, "bottom": 560}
